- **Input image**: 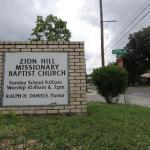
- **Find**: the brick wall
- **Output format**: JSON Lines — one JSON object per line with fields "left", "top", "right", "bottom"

{"left": 0, "top": 41, "right": 87, "bottom": 115}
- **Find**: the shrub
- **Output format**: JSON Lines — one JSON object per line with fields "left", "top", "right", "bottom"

{"left": 92, "top": 64, "right": 128, "bottom": 104}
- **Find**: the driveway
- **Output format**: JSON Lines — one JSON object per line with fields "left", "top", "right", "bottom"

{"left": 86, "top": 86, "right": 150, "bottom": 107}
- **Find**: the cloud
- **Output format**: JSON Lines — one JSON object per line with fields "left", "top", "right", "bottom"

{"left": 0, "top": 0, "right": 149, "bottom": 73}
{"left": 0, "top": 0, "right": 34, "bottom": 40}
{"left": 0, "top": 0, "right": 56, "bottom": 40}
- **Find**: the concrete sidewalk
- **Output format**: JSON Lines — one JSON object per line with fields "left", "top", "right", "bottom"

{"left": 86, "top": 87, "right": 150, "bottom": 107}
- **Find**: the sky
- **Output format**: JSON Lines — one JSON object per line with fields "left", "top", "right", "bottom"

{"left": 0, "top": 0, "right": 150, "bottom": 73}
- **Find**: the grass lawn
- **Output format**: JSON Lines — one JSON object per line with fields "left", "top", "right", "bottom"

{"left": 1, "top": 102, "right": 150, "bottom": 149}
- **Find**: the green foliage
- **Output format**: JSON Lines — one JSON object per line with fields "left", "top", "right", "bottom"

{"left": 123, "top": 26, "right": 150, "bottom": 85}
{"left": 30, "top": 14, "right": 71, "bottom": 41}
{"left": 92, "top": 65, "right": 128, "bottom": 104}
{"left": 147, "top": 69, "right": 150, "bottom": 73}
{"left": 86, "top": 74, "right": 93, "bottom": 85}
{"left": 6, "top": 111, "right": 17, "bottom": 119}
{"left": 1, "top": 102, "right": 150, "bottom": 149}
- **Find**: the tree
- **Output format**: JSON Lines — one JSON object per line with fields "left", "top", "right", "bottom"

{"left": 91, "top": 64, "right": 128, "bottom": 104}
{"left": 30, "top": 14, "right": 71, "bottom": 41}
{"left": 123, "top": 27, "right": 150, "bottom": 85}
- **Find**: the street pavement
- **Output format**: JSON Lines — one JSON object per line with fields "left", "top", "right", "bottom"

{"left": 86, "top": 86, "right": 150, "bottom": 107}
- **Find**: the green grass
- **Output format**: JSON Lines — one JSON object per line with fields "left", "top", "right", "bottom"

{"left": 1, "top": 102, "right": 150, "bottom": 150}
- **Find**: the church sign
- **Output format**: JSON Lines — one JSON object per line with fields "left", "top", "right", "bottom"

{"left": 3, "top": 52, "right": 68, "bottom": 106}
{"left": 0, "top": 41, "right": 87, "bottom": 115}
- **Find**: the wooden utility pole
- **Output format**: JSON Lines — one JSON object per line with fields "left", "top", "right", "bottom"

{"left": 99, "top": 0, "right": 105, "bottom": 67}
{"left": 99, "top": 0, "right": 117, "bottom": 67}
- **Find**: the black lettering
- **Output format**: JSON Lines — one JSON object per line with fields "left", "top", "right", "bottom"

{"left": 41, "top": 58, "right": 55, "bottom": 64}
{"left": 16, "top": 65, "right": 22, "bottom": 70}
{"left": 9, "top": 71, "right": 12, "bottom": 76}
{"left": 20, "top": 59, "right": 23, "bottom": 64}
{"left": 20, "top": 59, "right": 37, "bottom": 64}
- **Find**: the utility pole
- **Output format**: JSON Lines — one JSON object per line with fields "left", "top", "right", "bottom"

{"left": 99, "top": 0, "right": 117, "bottom": 67}
{"left": 99, "top": 0, "right": 105, "bottom": 67}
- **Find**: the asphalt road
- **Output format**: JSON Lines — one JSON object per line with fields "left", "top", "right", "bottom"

{"left": 86, "top": 86, "right": 150, "bottom": 107}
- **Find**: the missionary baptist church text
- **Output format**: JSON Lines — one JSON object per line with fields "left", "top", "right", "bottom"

{"left": 8, "top": 58, "right": 66, "bottom": 77}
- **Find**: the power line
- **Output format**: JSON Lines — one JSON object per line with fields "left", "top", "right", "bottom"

{"left": 110, "top": 0, "right": 150, "bottom": 38}
{"left": 105, "top": 1, "right": 150, "bottom": 52}
{"left": 105, "top": 10, "right": 150, "bottom": 55}
{"left": 104, "top": 0, "right": 150, "bottom": 52}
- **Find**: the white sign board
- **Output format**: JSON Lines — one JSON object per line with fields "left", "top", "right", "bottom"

{"left": 3, "top": 52, "right": 68, "bottom": 106}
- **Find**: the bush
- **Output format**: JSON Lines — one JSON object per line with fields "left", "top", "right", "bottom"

{"left": 92, "top": 65, "right": 128, "bottom": 104}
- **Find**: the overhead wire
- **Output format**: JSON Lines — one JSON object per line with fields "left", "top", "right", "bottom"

{"left": 105, "top": 10, "right": 150, "bottom": 55}
{"left": 106, "top": 0, "right": 150, "bottom": 41}
{"left": 104, "top": 0, "right": 150, "bottom": 54}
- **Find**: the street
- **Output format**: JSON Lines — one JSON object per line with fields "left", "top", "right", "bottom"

{"left": 86, "top": 86, "right": 150, "bottom": 107}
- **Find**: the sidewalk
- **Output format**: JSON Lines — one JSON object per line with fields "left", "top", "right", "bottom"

{"left": 86, "top": 87, "right": 150, "bottom": 107}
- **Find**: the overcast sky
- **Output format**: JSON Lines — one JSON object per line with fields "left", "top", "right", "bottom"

{"left": 0, "top": 0, "right": 150, "bottom": 73}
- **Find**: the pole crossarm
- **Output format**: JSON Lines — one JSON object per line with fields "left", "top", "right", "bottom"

{"left": 103, "top": 20, "right": 117, "bottom": 22}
